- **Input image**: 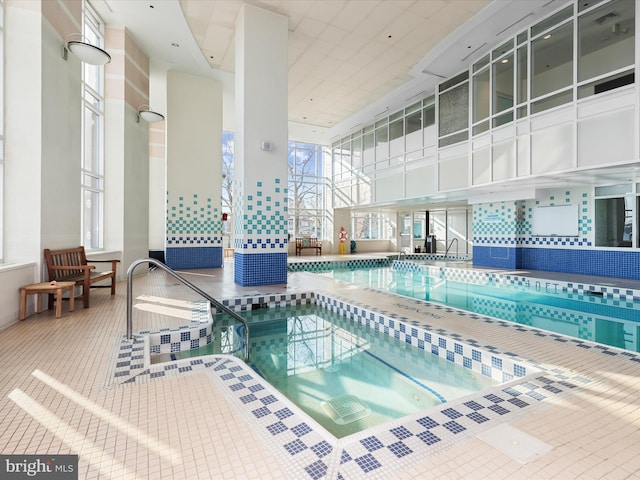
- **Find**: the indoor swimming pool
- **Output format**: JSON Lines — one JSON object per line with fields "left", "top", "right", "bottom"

{"left": 154, "top": 303, "right": 498, "bottom": 438}
{"left": 320, "top": 266, "right": 640, "bottom": 353}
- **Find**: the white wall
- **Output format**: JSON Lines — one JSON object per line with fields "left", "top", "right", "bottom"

{"left": 5, "top": 5, "right": 44, "bottom": 264}
{"left": 148, "top": 64, "right": 167, "bottom": 252}
{"left": 0, "top": 264, "right": 37, "bottom": 330}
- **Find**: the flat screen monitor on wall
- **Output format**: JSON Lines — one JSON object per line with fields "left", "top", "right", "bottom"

{"left": 532, "top": 204, "right": 579, "bottom": 237}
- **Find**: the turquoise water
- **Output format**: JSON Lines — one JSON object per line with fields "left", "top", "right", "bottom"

{"left": 322, "top": 267, "right": 640, "bottom": 353}
{"left": 164, "top": 304, "right": 497, "bottom": 438}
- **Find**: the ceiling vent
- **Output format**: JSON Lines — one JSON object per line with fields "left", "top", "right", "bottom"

{"left": 594, "top": 11, "right": 618, "bottom": 24}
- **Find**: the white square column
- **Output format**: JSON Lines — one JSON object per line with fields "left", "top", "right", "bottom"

{"left": 234, "top": 4, "right": 289, "bottom": 286}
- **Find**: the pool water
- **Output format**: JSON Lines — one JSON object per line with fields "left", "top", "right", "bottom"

{"left": 322, "top": 267, "right": 640, "bottom": 353}
{"left": 164, "top": 304, "right": 497, "bottom": 438}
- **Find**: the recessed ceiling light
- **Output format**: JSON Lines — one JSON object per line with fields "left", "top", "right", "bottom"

{"left": 543, "top": 34, "right": 552, "bottom": 39}
{"left": 501, "top": 58, "right": 509, "bottom": 63}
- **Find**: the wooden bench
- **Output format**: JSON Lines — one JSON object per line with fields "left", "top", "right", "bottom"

{"left": 295, "top": 237, "right": 322, "bottom": 256}
{"left": 44, "top": 247, "right": 120, "bottom": 309}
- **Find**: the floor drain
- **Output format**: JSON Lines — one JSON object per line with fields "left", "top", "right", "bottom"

{"left": 321, "top": 395, "right": 372, "bottom": 425}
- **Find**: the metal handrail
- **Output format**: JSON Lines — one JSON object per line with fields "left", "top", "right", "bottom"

{"left": 126, "top": 258, "right": 249, "bottom": 362}
{"left": 445, "top": 238, "right": 458, "bottom": 257}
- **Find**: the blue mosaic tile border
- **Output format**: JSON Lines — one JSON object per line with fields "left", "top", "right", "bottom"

{"left": 166, "top": 246, "right": 222, "bottom": 269}
{"left": 108, "top": 350, "right": 583, "bottom": 479}
{"left": 208, "top": 356, "right": 578, "bottom": 480}
{"left": 313, "top": 294, "right": 533, "bottom": 384}
{"left": 147, "top": 322, "right": 213, "bottom": 355}
{"left": 472, "top": 245, "right": 640, "bottom": 280}
{"left": 392, "top": 261, "right": 640, "bottom": 302}
{"left": 104, "top": 288, "right": 640, "bottom": 478}
{"left": 288, "top": 258, "right": 390, "bottom": 272}
{"left": 234, "top": 252, "right": 288, "bottom": 286}
{"left": 218, "top": 292, "right": 315, "bottom": 312}
{"left": 166, "top": 235, "right": 223, "bottom": 246}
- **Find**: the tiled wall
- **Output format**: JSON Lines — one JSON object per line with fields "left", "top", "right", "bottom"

{"left": 391, "top": 260, "right": 640, "bottom": 350}
{"left": 234, "top": 178, "right": 289, "bottom": 285}
{"left": 472, "top": 188, "right": 640, "bottom": 280}
{"left": 313, "top": 293, "right": 534, "bottom": 384}
{"left": 144, "top": 301, "right": 212, "bottom": 355}
{"left": 165, "top": 192, "right": 223, "bottom": 269}
{"left": 145, "top": 291, "right": 535, "bottom": 385}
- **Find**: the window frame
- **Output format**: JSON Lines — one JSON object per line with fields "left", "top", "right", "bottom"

{"left": 80, "top": 2, "right": 106, "bottom": 250}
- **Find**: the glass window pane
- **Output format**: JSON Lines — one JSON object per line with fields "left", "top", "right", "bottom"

{"left": 579, "top": 0, "right": 607, "bottom": 13}
{"left": 517, "top": 45, "right": 528, "bottom": 104}
{"left": 83, "top": 189, "right": 103, "bottom": 249}
{"left": 439, "top": 71, "right": 469, "bottom": 92}
{"left": 492, "top": 39, "right": 513, "bottom": 59}
{"left": 405, "top": 110, "right": 421, "bottom": 135}
{"left": 351, "top": 137, "right": 362, "bottom": 170}
{"left": 473, "top": 120, "right": 489, "bottom": 135}
{"left": 531, "top": 89, "right": 572, "bottom": 113}
{"left": 578, "top": 0, "right": 635, "bottom": 82}
{"left": 595, "top": 197, "right": 632, "bottom": 247}
{"left": 493, "top": 111, "right": 513, "bottom": 127}
{"left": 83, "top": 107, "right": 102, "bottom": 173}
{"left": 473, "top": 68, "right": 490, "bottom": 123}
{"left": 389, "top": 110, "right": 403, "bottom": 121}
{"left": 439, "top": 131, "right": 468, "bottom": 148}
{"left": 531, "top": 20, "right": 574, "bottom": 99}
{"left": 578, "top": 70, "right": 635, "bottom": 98}
{"left": 473, "top": 54, "right": 489, "bottom": 73}
{"left": 439, "top": 82, "right": 469, "bottom": 136}
{"left": 517, "top": 31, "right": 528, "bottom": 45}
{"left": 517, "top": 106, "right": 528, "bottom": 119}
{"left": 423, "top": 104, "right": 435, "bottom": 127}
{"left": 363, "top": 131, "right": 374, "bottom": 150}
{"left": 375, "top": 125, "right": 388, "bottom": 146}
{"left": 531, "top": 5, "right": 573, "bottom": 37}
{"left": 595, "top": 184, "right": 632, "bottom": 196}
{"left": 389, "top": 119, "right": 403, "bottom": 141}
{"left": 84, "top": 89, "right": 101, "bottom": 110}
{"left": 83, "top": 173, "right": 102, "bottom": 189}
{"left": 405, "top": 100, "right": 421, "bottom": 114}
{"left": 493, "top": 53, "right": 514, "bottom": 114}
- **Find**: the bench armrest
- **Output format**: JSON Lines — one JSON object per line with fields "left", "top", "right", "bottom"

{"left": 49, "top": 265, "right": 95, "bottom": 271}
{"left": 89, "top": 259, "right": 120, "bottom": 270}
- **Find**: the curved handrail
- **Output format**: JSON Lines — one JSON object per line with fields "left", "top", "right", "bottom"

{"left": 126, "top": 258, "right": 249, "bottom": 362}
{"left": 445, "top": 238, "right": 459, "bottom": 257}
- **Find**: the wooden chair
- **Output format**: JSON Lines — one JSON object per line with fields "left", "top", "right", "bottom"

{"left": 43, "top": 246, "right": 120, "bottom": 308}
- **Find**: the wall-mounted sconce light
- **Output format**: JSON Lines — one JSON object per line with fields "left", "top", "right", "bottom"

{"left": 137, "top": 106, "right": 165, "bottom": 123}
{"left": 62, "top": 34, "right": 111, "bottom": 65}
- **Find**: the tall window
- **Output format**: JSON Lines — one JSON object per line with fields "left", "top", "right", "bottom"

{"left": 81, "top": 4, "right": 106, "bottom": 249}
{"left": 351, "top": 213, "right": 393, "bottom": 241}
{"left": 220, "top": 134, "right": 328, "bottom": 240}
{"left": 288, "top": 141, "right": 327, "bottom": 239}
{"left": 221, "top": 132, "right": 234, "bottom": 243}
{"left": 0, "top": 0, "right": 4, "bottom": 262}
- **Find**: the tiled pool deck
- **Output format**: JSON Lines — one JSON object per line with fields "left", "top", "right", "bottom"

{"left": 1, "top": 254, "right": 640, "bottom": 479}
